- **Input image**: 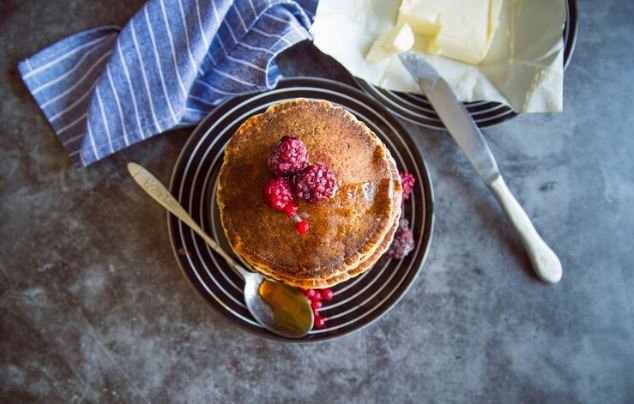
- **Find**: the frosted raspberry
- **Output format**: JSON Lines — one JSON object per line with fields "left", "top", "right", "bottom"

{"left": 283, "top": 203, "right": 298, "bottom": 217}
{"left": 263, "top": 177, "right": 294, "bottom": 212}
{"left": 293, "top": 163, "right": 337, "bottom": 203}
{"left": 387, "top": 219, "right": 415, "bottom": 259}
{"left": 400, "top": 171, "right": 416, "bottom": 200}
{"left": 267, "top": 136, "right": 309, "bottom": 176}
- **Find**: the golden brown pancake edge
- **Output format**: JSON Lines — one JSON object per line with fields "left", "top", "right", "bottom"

{"left": 217, "top": 98, "right": 401, "bottom": 286}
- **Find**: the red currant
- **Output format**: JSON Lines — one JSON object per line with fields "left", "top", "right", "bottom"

{"left": 314, "top": 315, "right": 326, "bottom": 329}
{"left": 320, "top": 288, "right": 333, "bottom": 301}
{"left": 296, "top": 220, "right": 309, "bottom": 235}
{"left": 311, "top": 299, "right": 322, "bottom": 311}
{"left": 304, "top": 289, "right": 316, "bottom": 299}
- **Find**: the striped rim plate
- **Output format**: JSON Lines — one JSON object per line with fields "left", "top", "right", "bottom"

{"left": 355, "top": 0, "right": 579, "bottom": 129}
{"left": 168, "top": 77, "right": 434, "bottom": 342}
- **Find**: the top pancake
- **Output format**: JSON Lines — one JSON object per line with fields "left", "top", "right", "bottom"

{"left": 240, "top": 155, "right": 403, "bottom": 289}
{"left": 217, "top": 99, "right": 397, "bottom": 283}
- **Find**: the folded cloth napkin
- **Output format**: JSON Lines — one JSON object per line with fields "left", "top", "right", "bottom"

{"left": 18, "top": 0, "right": 317, "bottom": 167}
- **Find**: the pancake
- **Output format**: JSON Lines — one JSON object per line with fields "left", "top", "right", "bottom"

{"left": 217, "top": 98, "right": 402, "bottom": 287}
{"left": 242, "top": 154, "right": 402, "bottom": 288}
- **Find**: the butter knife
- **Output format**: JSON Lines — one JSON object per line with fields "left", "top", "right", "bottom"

{"left": 399, "top": 52, "right": 562, "bottom": 283}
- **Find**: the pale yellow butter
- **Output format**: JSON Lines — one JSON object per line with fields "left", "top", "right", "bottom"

{"left": 398, "top": 0, "right": 503, "bottom": 65}
{"left": 365, "top": 23, "right": 415, "bottom": 63}
{"left": 397, "top": 0, "right": 442, "bottom": 37}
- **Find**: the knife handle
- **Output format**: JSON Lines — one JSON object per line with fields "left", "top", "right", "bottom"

{"left": 488, "top": 175, "right": 563, "bottom": 283}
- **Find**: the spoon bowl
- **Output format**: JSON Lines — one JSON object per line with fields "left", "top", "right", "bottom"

{"left": 242, "top": 270, "right": 313, "bottom": 338}
{"left": 127, "top": 162, "right": 314, "bottom": 338}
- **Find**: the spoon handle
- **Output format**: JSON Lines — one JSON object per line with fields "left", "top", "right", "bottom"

{"left": 488, "top": 175, "right": 562, "bottom": 283}
{"left": 127, "top": 162, "right": 245, "bottom": 274}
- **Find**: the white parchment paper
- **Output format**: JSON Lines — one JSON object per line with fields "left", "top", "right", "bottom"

{"left": 311, "top": 0, "right": 566, "bottom": 112}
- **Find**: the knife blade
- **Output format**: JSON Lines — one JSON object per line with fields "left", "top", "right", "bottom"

{"left": 399, "top": 52, "right": 500, "bottom": 184}
{"left": 399, "top": 52, "right": 562, "bottom": 283}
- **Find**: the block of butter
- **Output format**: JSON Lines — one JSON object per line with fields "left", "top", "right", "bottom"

{"left": 397, "top": 0, "right": 503, "bottom": 65}
{"left": 365, "top": 23, "right": 415, "bottom": 63}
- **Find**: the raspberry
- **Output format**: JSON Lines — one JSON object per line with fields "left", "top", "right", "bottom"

{"left": 268, "top": 136, "right": 309, "bottom": 176}
{"left": 400, "top": 171, "right": 416, "bottom": 200}
{"left": 283, "top": 203, "right": 298, "bottom": 217}
{"left": 294, "top": 163, "right": 337, "bottom": 203}
{"left": 387, "top": 219, "right": 415, "bottom": 259}
{"left": 263, "top": 177, "right": 294, "bottom": 212}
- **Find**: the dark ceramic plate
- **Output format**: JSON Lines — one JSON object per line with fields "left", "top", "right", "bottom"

{"left": 168, "top": 77, "right": 434, "bottom": 342}
{"left": 355, "top": 0, "right": 579, "bottom": 129}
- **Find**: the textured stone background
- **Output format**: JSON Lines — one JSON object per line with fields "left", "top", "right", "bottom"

{"left": 1, "top": 0, "right": 633, "bottom": 402}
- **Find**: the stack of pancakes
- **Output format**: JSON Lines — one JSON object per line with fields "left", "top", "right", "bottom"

{"left": 217, "top": 99, "right": 402, "bottom": 288}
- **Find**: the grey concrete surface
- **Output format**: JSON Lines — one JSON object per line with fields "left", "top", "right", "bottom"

{"left": 1, "top": 0, "right": 633, "bottom": 402}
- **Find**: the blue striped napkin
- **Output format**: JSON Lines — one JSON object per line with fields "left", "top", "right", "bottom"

{"left": 18, "top": 0, "right": 317, "bottom": 167}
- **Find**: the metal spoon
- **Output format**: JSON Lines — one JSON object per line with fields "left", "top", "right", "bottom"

{"left": 127, "top": 162, "right": 314, "bottom": 338}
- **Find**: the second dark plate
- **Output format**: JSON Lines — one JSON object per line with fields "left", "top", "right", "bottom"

{"left": 356, "top": 0, "right": 579, "bottom": 129}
